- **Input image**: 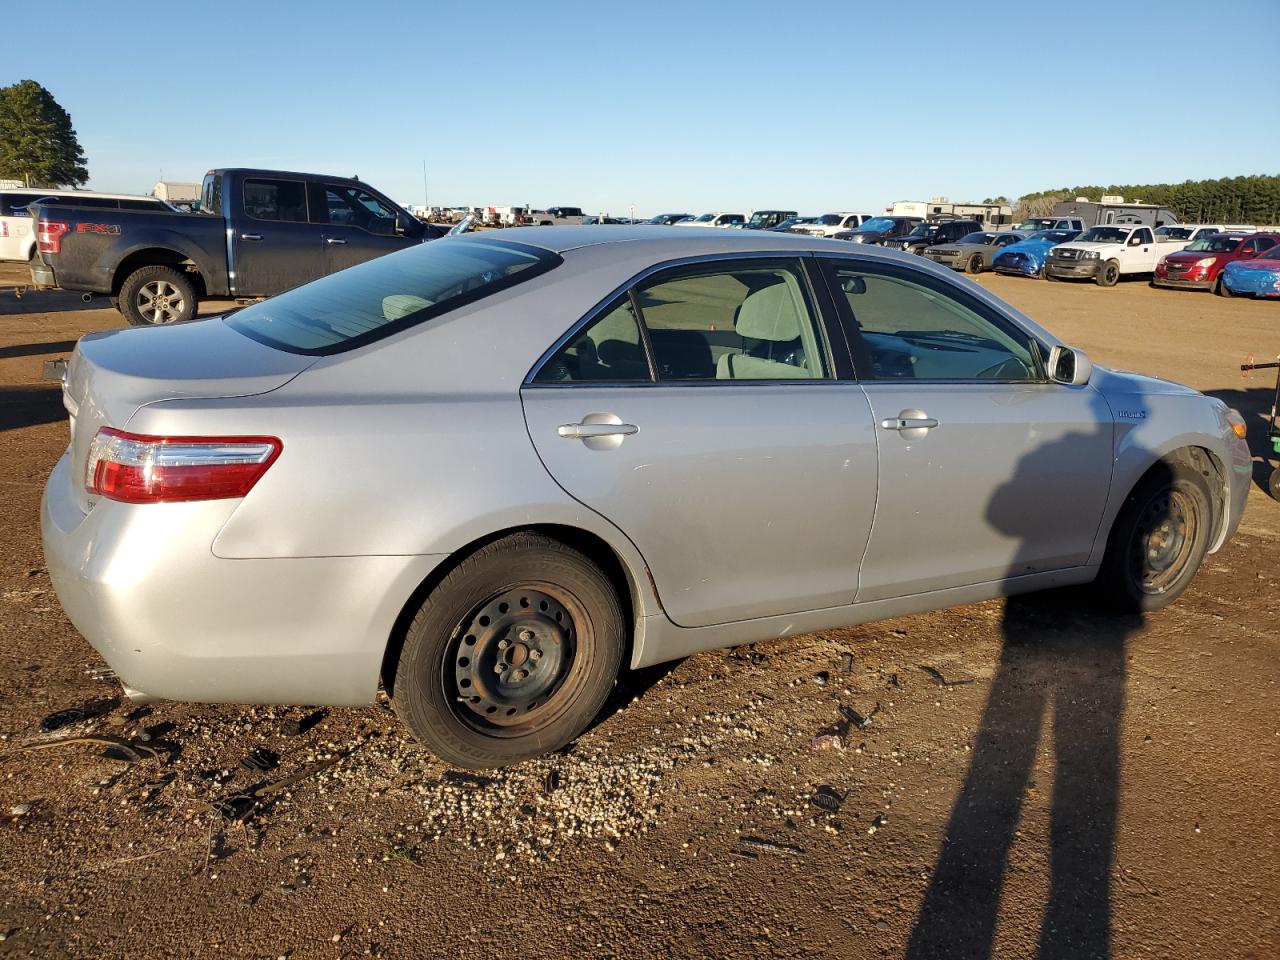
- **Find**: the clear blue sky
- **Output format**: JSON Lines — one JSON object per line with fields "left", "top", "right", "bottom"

{"left": 7, "top": 0, "right": 1279, "bottom": 216}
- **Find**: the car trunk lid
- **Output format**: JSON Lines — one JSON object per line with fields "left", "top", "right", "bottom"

{"left": 62, "top": 317, "right": 314, "bottom": 512}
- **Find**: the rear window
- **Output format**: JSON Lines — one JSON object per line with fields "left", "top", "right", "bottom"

{"left": 226, "top": 237, "right": 561, "bottom": 355}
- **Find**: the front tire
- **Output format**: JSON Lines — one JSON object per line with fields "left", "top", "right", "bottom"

{"left": 118, "top": 265, "right": 198, "bottom": 326}
{"left": 1096, "top": 260, "right": 1120, "bottom": 287}
{"left": 966, "top": 253, "right": 984, "bottom": 274}
{"left": 1217, "top": 277, "right": 1233, "bottom": 298}
{"left": 1096, "top": 458, "right": 1213, "bottom": 611}
{"left": 393, "top": 533, "right": 624, "bottom": 768}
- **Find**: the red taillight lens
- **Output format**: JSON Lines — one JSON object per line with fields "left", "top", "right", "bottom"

{"left": 85, "top": 427, "right": 281, "bottom": 504}
{"left": 37, "top": 220, "right": 69, "bottom": 255}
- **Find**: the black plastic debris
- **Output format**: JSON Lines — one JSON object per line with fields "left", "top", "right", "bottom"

{"left": 812, "top": 671, "right": 830, "bottom": 687}
{"left": 840, "top": 703, "right": 881, "bottom": 730}
{"left": 124, "top": 705, "right": 153, "bottom": 723}
{"left": 39, "top": 697, "right": 119, "bottom": 733}
{"left": 918, "top": 664, "right": 975, "bottom": 687}
{"left": 739, "top": 836, "right": 804, "bottom": 856}
{"left": 281, "top": 709, "right": 327, "bottom": 737}
{"left": 543, "top": 769, "right": 561, "bottom": 793}
{"left": 809, "top": 785, "right": 847, "bottom": 813}
{"left": 240, "top": 748, "right": 280, "bottom": 773}
{"left": 442, "top": 770, "right": 495, "bottom": 789}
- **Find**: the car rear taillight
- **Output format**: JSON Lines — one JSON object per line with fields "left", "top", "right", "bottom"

{"left": 0, "top": 222, "right": 7, "bottom": 238}
{"left": 84, "top": 427, "right": 281, "bottom": 503}
{"left": 37, "top": 220, "right": 69, "bottom": 255}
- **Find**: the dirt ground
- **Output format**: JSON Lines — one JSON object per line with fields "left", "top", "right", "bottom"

{"left": 0, "top": 261, "right": 1277, "bottom": 960}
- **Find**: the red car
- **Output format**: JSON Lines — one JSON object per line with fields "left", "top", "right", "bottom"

{"left": 1153, "top": 231, "right": 1280, "bottom": 295}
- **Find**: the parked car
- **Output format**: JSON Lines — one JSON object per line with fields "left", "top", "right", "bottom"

{"left": 885, "top": 219, "right": 983, "bottom": 255}
{"left": 1013, "top": 217, "right": 1086, "bottom": 234}
{"left": 1153, "top": 224, "right": 1230, "bottom": 253}
{"left": 1220, "top": 247, "right": 1280, "bottom": 298}
{"left": 842, "top": 216, "right": 923, "bottom": 244}
{"left": 29, "top": 168, "right": 442, "bottom": 326}
{"left": 673, "top": 212, "right": 746, "bottom": 228}
{"left": 644, "top": 213, "right": 692, "bottom": 225}
{"left": 1045, "top": 224, "right": 1163, "bottom": 286}
{"left": 1, "top": 189, "right": 174, "bottom": 263}
{"left": 525, "top": 207, "right": 586, "bottom": 226}
{"left": 791, "top": 212, "right": 875, "bottom": 238}
{"left": 42, "top": 226, "right": 1250, "bottom": 767}
{"left": 923, "top": 231, "right": 1027, "bottom": 274}
{"left": 991, "top": 229, "right": 1083, "bottom": 278}
{"left": 745, "top": 210, "right": 798, "bottom": 230}
{"left": 1153, "top": 232, "right": 1280, "bottom": 295}
{"left": 769, "top": 216, "right": 817, "bottom": 232}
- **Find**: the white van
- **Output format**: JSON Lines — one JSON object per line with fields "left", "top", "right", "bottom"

{"left": 0, "top": 189, "right": 173, "bottom": 262}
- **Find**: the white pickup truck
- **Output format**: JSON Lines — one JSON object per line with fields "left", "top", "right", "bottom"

{"left": 1045, "top": 224, "right": 1167, "bottom": 286}
{"left": 791, "top": 211, "right": 876, "bottom": 238}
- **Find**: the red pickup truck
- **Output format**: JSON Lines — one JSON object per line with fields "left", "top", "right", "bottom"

{"left": 1153, "top": 232, "right": 1280, "bottom": 295}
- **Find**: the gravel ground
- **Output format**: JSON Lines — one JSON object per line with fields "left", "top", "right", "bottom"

{"left": 0, "top": 263, "right": 1277, "bottom": 959}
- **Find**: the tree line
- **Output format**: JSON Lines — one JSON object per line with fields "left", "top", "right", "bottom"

{"left": 1016, "top": 174, "right": 1280, "bottom": 225}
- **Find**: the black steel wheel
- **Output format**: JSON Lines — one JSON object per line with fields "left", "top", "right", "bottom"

{"left": 966, "top": 253, "right": 984, "bottom": 274}
{"left": 1096, "top": 260, "right": 1120, "bottom": 287}
{"left": 1097, "top": 457, "right": 1213, "bottom": 611}
{"left": 392, "top": 532, "right": 624, "bottom": 768}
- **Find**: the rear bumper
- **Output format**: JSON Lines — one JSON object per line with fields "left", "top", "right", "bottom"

{"left": 29, "top": 258, "right": 55, "bottom": 288}
{"left": 41, "top": 454, "right": 444, "bottom": 706}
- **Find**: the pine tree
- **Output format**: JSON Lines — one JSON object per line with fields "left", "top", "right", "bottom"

{"left": 0, "top": 80, "right": 89, "bottom": 187}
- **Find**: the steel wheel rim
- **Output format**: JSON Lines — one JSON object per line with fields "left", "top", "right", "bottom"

{"left": 1129, "top": 486, "right": 1201, "bottom": 594}
{"left": 1104, "top": 264, "right": 1119, "bottom": 284}
{"left": 443, "top": 583, "right": 590, "bottom": 737}
{"left": 136, "top": 279, "right": 185, "bottom": 324}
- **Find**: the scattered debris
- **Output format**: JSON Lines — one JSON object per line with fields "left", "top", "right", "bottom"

{"left": 212, "top": 751, "right": 350, "bottom": 822}
{"left": 39, "top": 698, "right": 120, "bottom": 733}
{"left": 84, "top": 666, "right": 117, "bottom": 682}
{"left": 442, "top": 770, "right": 495, "bottom": 789}
{"left": 841, "top": 703, "right": 881, "bottom": 730}
{"left": 738, "top": 836, "right": 804, "bottom": 857}
{"left": 867, "top": 813, "right": 888, "bottom": 835}
{"left": 839, "top": 652, "right": 855, "bottom": 674}
{"left": 917, "top": 664, "right": 975, "bottom": 687}
{"left": 812, "top": 671, "right": 830, "bottom": 687}
{"left": 240, "top": 748, "right": 279, "bottom": 773}
{"left": 281, "top": 709, "right": 327, "bottom": 737}
{"left": 543, "top": 769, "right": 561, "bottom": 793}
{"left": 809, "top": 785, "right": 847, "bottom": 813}
{"left": 17, "top": 733, "right": 158, "bottom": 763}
{"left": 8, "top": 803, "right": 31, "bottom": 818}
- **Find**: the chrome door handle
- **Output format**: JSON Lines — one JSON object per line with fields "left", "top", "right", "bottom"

{"left": 880, "top": 417, "right": 939, "bottom": 431}
{"left": 239, "top": 233, "right": 263, "bottom": 241}
{"left": 325, "top": 237, "right": 348, "bottom": 245}
{"left": 558, "top": 422, "right": 638, "bottom": 439}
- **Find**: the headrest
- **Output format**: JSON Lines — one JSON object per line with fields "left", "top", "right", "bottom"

{"left": 382, "top": 294, "right": 433, "bottom": 321}
{"left": 737, "top": 281, "right": 802, "bottom": 342}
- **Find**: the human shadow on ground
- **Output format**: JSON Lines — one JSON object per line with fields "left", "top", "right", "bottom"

{"left": 0, "top": 384, "right": 65, "bottom": 433}
{"left": 1205, "top": 385, "right": 1276, "bottom": 494}
{"left": 0, "top": 340, "right": 77, "bottom": 360}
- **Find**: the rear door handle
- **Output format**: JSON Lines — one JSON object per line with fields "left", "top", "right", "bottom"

{"left": 239, "top": 233, "right": 263, "bottom": 241}
{"left": 558, "top": 422, "right": 638, "bottom": 439}
{"left": 325, "top": 237, "right": 347, "bottom": 245}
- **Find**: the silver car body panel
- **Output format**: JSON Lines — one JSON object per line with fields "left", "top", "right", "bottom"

{"left": 40, "top": 226, "right": 1252, "bottom": 705}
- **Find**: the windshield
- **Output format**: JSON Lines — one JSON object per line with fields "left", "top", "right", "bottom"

{"left": 1156, "top": 226, "right": 1196, "bottom": 240}
{"left": 1185, "top": 236, "right": 1241, "bottom": 253}
{"left": 226, "top": 237, "right": 560, "bottom": 355}
{"left": 858, "top": 217, "right": 896, "bottom": 233}
{"left": 1016, "top": 218, "right": 1053, "bottom": 232}
{"left": 815, "top": 214, "right": 846, "bottom": 226}
{"left": 1077, "top": 226, "right": 1131, "bottom": 243}
{"left": 959, "top": 232, "right": 996, "bottom": 244}
{"left": 907, "top": 222, "right": 941, "bottom": 238}
{"left": 692, "top": 213, "right": 716, "bottom": 222}
{"left": 1029, "top": 229, "right": 1079, "bottom": 244}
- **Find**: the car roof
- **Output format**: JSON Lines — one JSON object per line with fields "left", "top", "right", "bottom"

{"left": 472, "top": 224, "right": 919, "bottom": 258}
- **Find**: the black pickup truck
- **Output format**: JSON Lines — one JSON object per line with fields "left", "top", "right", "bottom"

{"left": 31, "top": 168, "right": 446, "bottom": 325}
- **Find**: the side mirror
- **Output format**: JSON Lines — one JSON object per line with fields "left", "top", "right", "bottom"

{"left": 1048, "top": 344, "right": 1092, "bottom": 386}
{"left": 394, "top": 216, "right": 406, "bottom": 236}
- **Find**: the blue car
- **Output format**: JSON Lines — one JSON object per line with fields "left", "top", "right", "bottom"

{"left": 1221, "top": 251, "right": 1280, "bottom": 298}
{"left": 991, "top": 229, "right": 1082, "bottom": 278}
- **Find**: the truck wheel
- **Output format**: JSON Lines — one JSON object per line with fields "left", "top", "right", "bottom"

{"left": 119, "top": 266, "right": 198, "bottom": 326}
{"left": 392, "top": 532, "right": 625, "bottom": 768}
{"left": 1271, "top": 467, "right": 1280, "bottom": 501}
{"left": 966, "top": 253, "right": 984, "bottom": 274}
{"left": 1096, "top": 260, "right": 1120, "bottom": 287}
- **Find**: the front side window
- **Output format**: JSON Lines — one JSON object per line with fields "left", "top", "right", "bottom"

{"left": 316, "top": 184, "right": 399, "bottom": 235}
{"left": 227, "top": 237, "right": 559, "bottom": 354}
{"left": 636, "top": 262, "right": 827, "bottom": 381}
{"left": 824, "top": 260, "right": 1041, "bottom": 381}
{"left": 243, "top": 178, "right": 307, "bottom": 222}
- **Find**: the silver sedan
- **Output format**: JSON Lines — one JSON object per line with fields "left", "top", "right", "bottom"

{"left": 42, "top": 227, "right": 1252, "bottom": 767}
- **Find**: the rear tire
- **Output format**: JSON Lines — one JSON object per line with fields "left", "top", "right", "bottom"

{"left": 966, "top": 253, "right": 984, "bottom": 274}
{"left": 118, "top": 265, "right": 198, "bottom": 326}
{"left": 1217, "top": 277, "right": 1233, "bottom": 298}
{"left": 1096, "top": 457, "right": 1213, "bottom": 611}
{"left": 1096, "top": 260, "right": 1120, "bottom": 287}
{"left": 392, "top": 533, "right": 624, "bottom": 768}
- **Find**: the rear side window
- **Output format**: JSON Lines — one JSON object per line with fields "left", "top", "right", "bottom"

{"left": 1, "top": 192, "right": 41, "bottom": 217}
{"left": 534, "top": 296, "right": 651, "bottom": 383}
{"left": 244, "top": 178, "right": 308, "bottom": 223}
{"left": 226, "top": 237, "right": 560, "bottom": 354}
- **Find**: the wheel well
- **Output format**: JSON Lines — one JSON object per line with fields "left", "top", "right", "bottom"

{"left": 1132, "top": 446, "right": 1226, "bottom": 545}
{"left": 111, "top": 249, "right": 207, "bottom": 297}
{"left": 379, "top": 524, "right": 641, "bottom": 698}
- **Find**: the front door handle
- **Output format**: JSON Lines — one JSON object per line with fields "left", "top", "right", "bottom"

{"left": 557, "top": 412, "right": 638, "bottom": 450}
{"left": 880, "top": 408, "right": 939, "bottom": 440}
{"left": 325, "top": 237, "right": 348, "bottom": 245}
{"left": 239, "top": 233, "right": 263, "bottom": 241}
